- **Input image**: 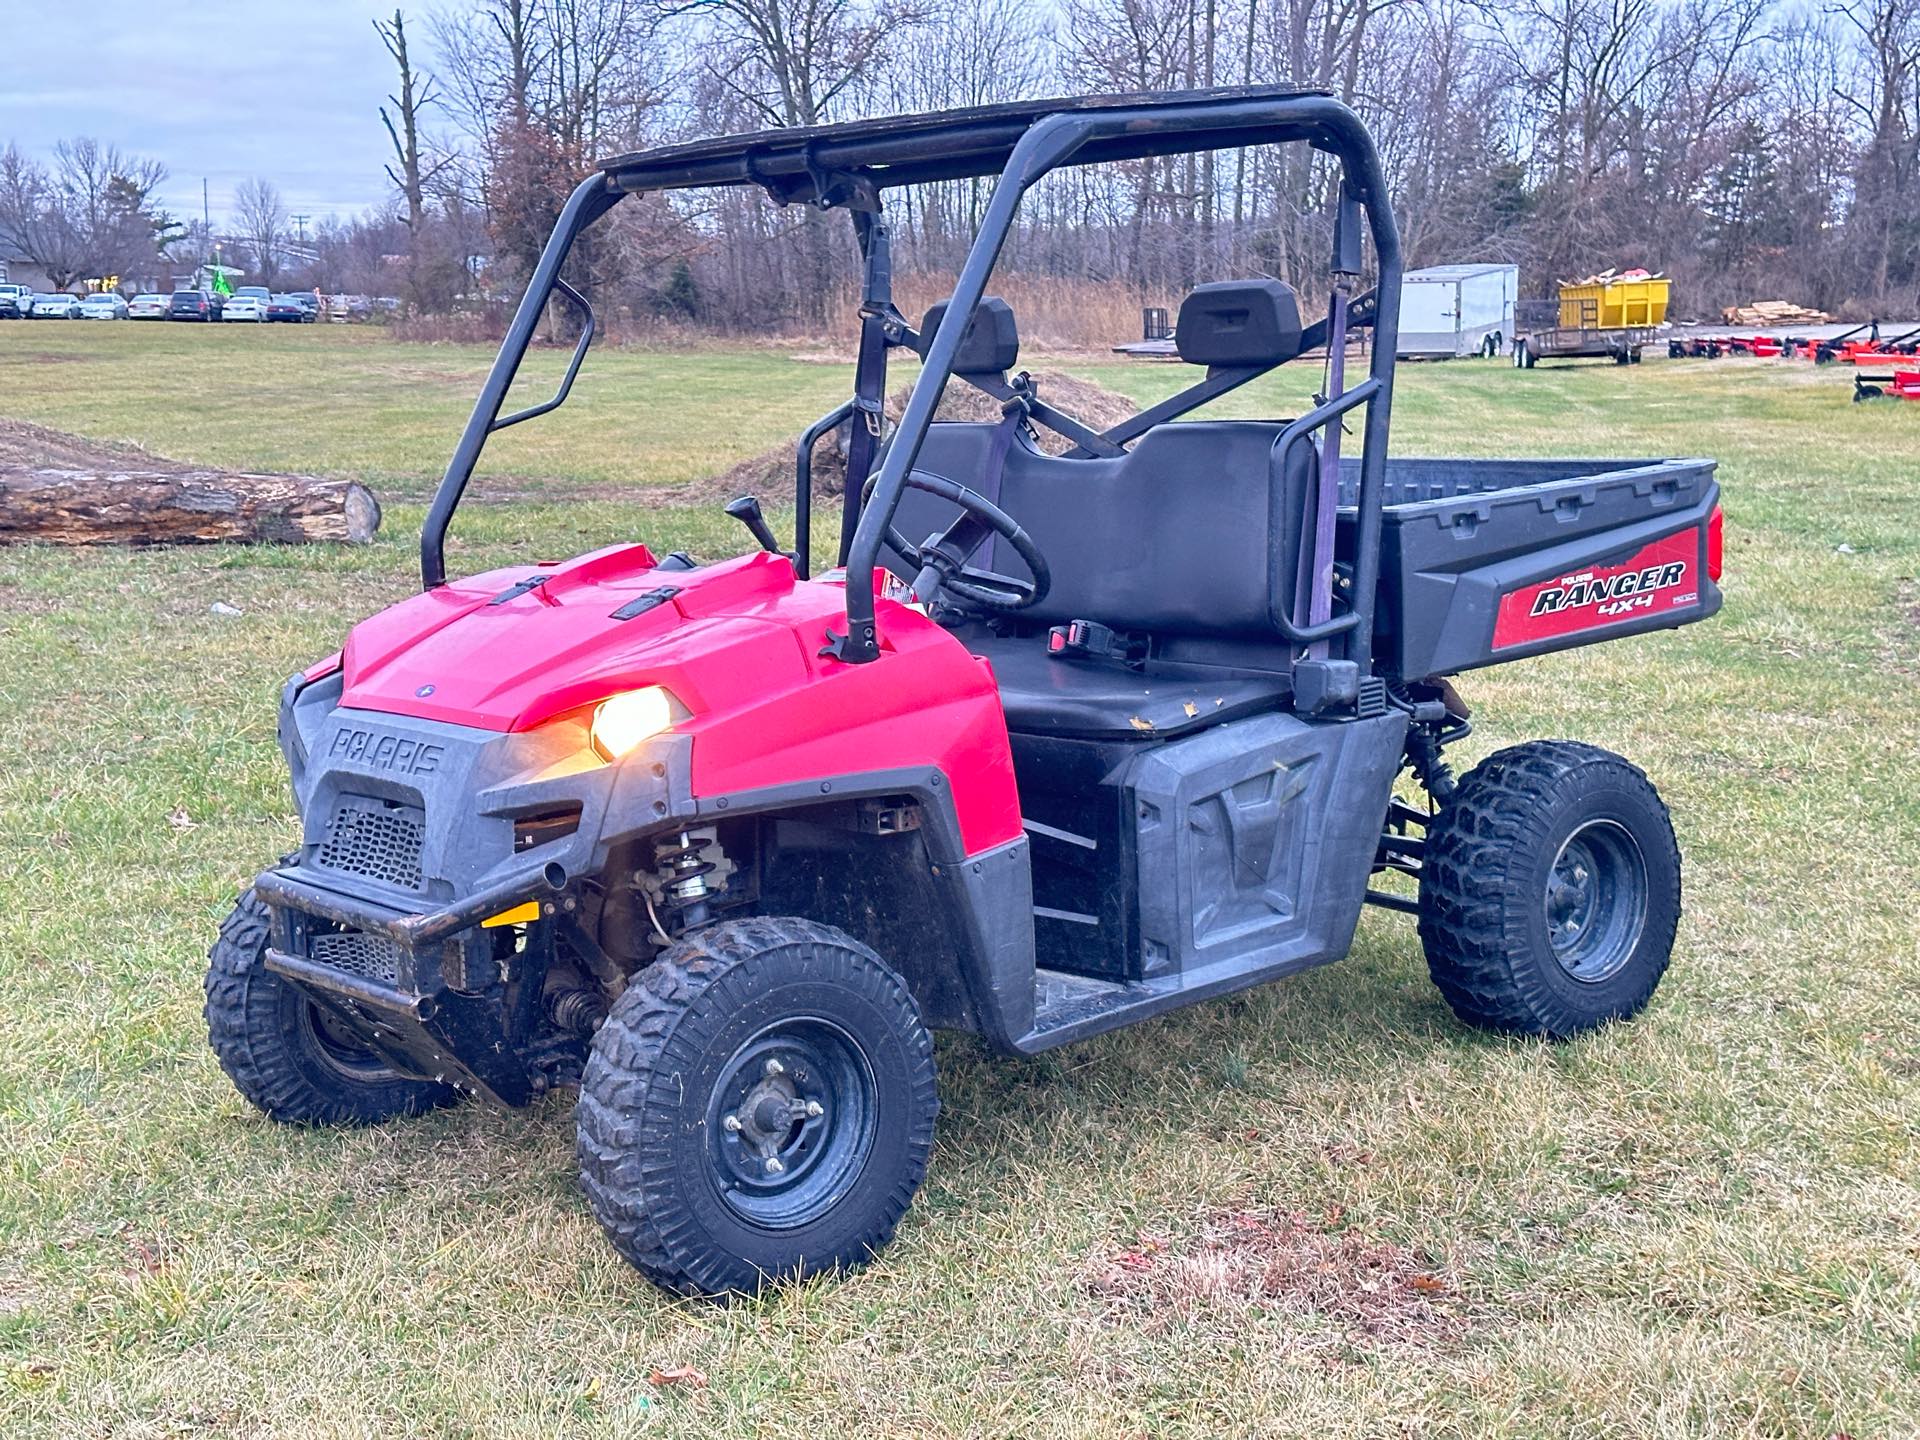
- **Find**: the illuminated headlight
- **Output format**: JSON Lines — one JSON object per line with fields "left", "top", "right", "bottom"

{"left": 590, "top": 686, "right": 678, "bottom": 761}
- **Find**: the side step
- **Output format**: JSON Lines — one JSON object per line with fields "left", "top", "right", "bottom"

{"left": 1020, "top": 941, "right": 1347, "bottom": 1053}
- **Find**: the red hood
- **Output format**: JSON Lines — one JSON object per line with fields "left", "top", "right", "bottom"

{"left": 341, "top": 546, "right": 819, "bottom": 731}
{"left": 332, "top": 544, "right": 1024, "bottom": 856}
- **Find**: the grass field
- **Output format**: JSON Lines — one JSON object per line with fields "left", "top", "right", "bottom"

{"left": 2, "top": 322, "right": 1918, "bottom": 1438}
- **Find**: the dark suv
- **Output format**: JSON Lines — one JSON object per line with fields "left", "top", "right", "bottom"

{"left": 168, "top": 290, "right": 224, "bottom": 321}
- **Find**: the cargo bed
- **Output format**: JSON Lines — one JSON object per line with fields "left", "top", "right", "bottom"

{"left": 1338, "top": 456, "right": 1722, "bottom": 680}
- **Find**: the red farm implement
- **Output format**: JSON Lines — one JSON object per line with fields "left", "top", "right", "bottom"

{"left": 1853, "top": 368, "right": 1920, "bottom": 401}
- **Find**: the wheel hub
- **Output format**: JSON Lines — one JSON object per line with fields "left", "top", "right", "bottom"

{"left": 1544, "top": 819, "right": 1648, "bottom": 983}
{"left": 707, "top": 1020, "right": 876, "bottom": 1229}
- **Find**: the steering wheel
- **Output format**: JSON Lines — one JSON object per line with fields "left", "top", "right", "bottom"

{"left": 876, "top": 470, "right": 1051, "bottom": 613}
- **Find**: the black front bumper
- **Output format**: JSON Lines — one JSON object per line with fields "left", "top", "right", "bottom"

{"left": 256, "top": 693, "right": 698, "bottom": 1103}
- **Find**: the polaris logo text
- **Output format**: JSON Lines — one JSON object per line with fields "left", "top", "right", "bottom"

{"left": 1528, "top": 560, "right": 1687, "bottom": 617}
{"left": 329, "top": 727, "right": 444, "bottom": 776}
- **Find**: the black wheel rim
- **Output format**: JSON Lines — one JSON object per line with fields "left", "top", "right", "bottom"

{"left": 1544, "top": 819, "right": 1648, "bottom": 983}
{"left": 299, "top": 999, "right": 398, "bottom": 1082}
{"left": 706, "top": 1017, "right": 877, "bottom": 1230}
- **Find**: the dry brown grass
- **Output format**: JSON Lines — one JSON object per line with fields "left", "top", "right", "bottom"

{"left": 873, "top": 272, "right": 1158, "bottom": 353}
{"left": 1088, "top": 1206, "right": 1462, "bottom": 1354}
{"left": 702, "top": 366, "right": 1141, "bottom": 503}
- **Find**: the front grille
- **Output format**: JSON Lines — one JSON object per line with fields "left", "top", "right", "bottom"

{"left": 316, "top": 797, "right": 425, "bottom": 890}
{"left": 309, "top": 931, "right": 402, "bottom": 985}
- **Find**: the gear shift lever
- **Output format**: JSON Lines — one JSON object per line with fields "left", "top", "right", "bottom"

{"left": 725, "top": 495, "right": 782, "bottom": 556}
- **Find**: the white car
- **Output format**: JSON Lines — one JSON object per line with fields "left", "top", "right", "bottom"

{"left": 221, "top": 295, "right": 267, "bottom": 322}
{"left": 31, "top": 293, "right": 82, "bottom": 319}
{"left": 127, "top": 293, "right": 170, "bottom": 320}
{"left": 79, "top": 292, "right": 129, "bottom": 320}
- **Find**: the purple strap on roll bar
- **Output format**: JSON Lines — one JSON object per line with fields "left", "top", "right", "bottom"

{"left": 1293, "top": 282, "right": 1349, "bottom": 659}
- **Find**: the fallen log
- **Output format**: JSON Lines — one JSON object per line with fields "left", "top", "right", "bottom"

{"left": 0, "top": 467, "right": 381, "bottom": 546}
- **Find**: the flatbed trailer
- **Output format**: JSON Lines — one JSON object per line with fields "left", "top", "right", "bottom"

{"left": 1513, "top": 324, "right": 1657, "bottom": 366}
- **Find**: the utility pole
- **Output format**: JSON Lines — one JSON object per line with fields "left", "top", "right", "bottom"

{"left": 291, "top": 214, "right": 311, "bottom": 245}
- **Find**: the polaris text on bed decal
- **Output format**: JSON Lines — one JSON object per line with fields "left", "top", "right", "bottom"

{"left": 1492, "top": 530, "right": 1699, "bottom": 650}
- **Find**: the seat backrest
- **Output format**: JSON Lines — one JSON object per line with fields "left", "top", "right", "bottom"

{"left": 1175, "top": 280, "right": 1304, "bottom": 368}
{"left": 919, "top": 296, "right": 1020, "bottom": 376}
{"left": 887, "top": 419, "right": 1313, "bottom": 640}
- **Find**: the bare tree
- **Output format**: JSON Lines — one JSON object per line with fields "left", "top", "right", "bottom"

{"left": 233, "top": 177, "right": 288, "bottom": 287}
{"left": 378, "top": 10, "right": 453, "bottom": 233}
{"left": 1830, "top": 0, "right": 1920, "bottom": 299}
{"left": 661, "top": 0, "right": 922, "bottom": 319}
{"left": 0, "top": 138, "right": 170, "bottom": 288}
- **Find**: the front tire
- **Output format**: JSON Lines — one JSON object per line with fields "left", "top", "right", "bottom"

{"left": 577, "top": 916, "right": 938, "bottom": 1297}
{"left": 1418, "top": 742, "right": 1681, "bottom": 1038}
{"left": 204, "top": 891, "right": 456, "bottom": 1124}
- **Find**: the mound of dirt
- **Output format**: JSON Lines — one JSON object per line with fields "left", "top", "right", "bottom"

{"left": 0, "top": 418, "right": 180, "bottom": 471}
{"left": 704, "top": 369, "right": 1140, "bottom": 503}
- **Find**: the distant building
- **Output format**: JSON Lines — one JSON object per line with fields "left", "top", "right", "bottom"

{"left": 0, "top": 256, "right": 56, "bottom": 293}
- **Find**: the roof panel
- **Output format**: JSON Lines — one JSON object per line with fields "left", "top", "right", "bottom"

{"left": 598, "top": 86, "right": 1331, "bottom": 194}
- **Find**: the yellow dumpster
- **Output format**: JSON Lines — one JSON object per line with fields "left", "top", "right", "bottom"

{"left": 1558, "top": 274, "right": 1669, "bottom": 329}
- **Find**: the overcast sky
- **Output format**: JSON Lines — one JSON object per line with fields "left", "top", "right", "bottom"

{"left": 3, "top": 1, "right": 435, "bottom": 228}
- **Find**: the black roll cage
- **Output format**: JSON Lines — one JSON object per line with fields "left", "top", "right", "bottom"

{"left": 421, "top": 86, "right": 1404, "bottom": 675}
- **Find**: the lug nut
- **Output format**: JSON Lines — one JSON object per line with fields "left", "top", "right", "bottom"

{"left": 722, "top": 1114, "right": 742, "bottom": 1133}
{"left": 804, "top": 1100, "right": 823, "bottom": 1119}
{"left": 763, "top": 1057, "right": 785, "bottom": 1078}
{"left": 764, "top": 1156, "right": 785, "bottom": 1175}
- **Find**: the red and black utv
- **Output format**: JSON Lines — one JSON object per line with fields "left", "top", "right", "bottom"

{"left": 207, "top": 88, "right": 1724, "bottom": 1297}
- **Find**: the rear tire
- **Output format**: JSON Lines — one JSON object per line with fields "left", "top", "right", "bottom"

{"left": 577, "top": 916, "right": 937, "bottom": 1297}
{"left": 1418, "top": 742, "right": 1681, "bottom": 1038}
{"left": 204, "top": 891, "right": 457, "bottom": 1124}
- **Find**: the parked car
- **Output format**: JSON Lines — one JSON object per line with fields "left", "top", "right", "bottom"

{"left": 0, "top": 283, "right": 33, "bottom": 318}
{"left": 79, "top": 292, "right": 130, "bottom": 320}
{"left": 169, "top": 290, "right": 220, "bottom": 321}
{"left": 221, "top": 294, "right": 267, "bottom": 322}
{"left": 289, "top": 291, "right": 321, "bottom": 318}
{"left": 266, "top": 294, "right": 312, "bottom": 323}
{"left": 31, "top": 293, "right": 83, "bottom": 319}
{"left": 127, "top": 293, "right": 170, "bottom": 320}
{"left": 234, "top": 286, "right": 271, "bottom": 305}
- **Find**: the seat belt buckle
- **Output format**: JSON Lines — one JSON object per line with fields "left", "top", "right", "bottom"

{"left": 1047, "top": 620, "right": 1145, "bottom": 664}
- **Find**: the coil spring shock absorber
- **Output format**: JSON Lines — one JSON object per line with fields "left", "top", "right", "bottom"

{"left": 1387, "top": 680, "right": 1469, "bottom": 805}
{"left": 656, "top": 829, "right": 719, "bottom": 930}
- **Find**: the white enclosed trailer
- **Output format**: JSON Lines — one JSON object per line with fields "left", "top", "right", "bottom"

{"left": 1396, "top": 263, "right": 1519, "bottom": 358}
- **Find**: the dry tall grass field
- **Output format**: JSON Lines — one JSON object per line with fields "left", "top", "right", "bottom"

{"left": 1, "top": 323, "right": 1916, "bottom": 1438}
